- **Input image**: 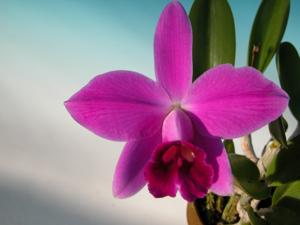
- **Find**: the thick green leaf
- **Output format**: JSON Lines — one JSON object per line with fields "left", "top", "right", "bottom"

{"left": 269, "top": 182, "right": 300, "bottom": 224}
{"left": 272, "top": 181, "right": 300, "bottom": 207}
{"left": 248, "top": 0, "right": 290, "bottom": 71}
{"left": 265, "top": 206, "right": 300, "bottom": 225}
{"left": 268, "top": 116, "right": 288, "bottom": 148}
{"left": 189, "top": 0, "right": 235, "bottom": 80}
{"left": 277, "top": 42, "right": 300, "bottom": 122}
{"left": 224, "top": 139, "right": 235, "bottom": 154}
{"left": 229, "top": 154, "right": 270, "bottom": 200}
{"left": 282, "top": 116, "right": 289, "bottom": 132}
{"left": 247, "top": 207, "right": 268, "bottom": 225}
{"left": 229, "top": 154, "right": 260, "bottom": 179}
{"left": 187, "top": 203, "right": 204, "bottom": 225}
{"left": 266, "top": 135, "right": 300, "bottom": 185}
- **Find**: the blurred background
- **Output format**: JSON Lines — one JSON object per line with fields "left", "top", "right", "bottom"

{"left": 0, "top": 0, "right": 299, "bottom": 224}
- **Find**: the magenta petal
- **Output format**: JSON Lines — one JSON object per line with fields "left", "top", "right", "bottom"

{"left": 194, "top": 135, "right": 233, "bottom": 196}
{"left": 162, "top": 109, "right": 194, "bottom": 142}
{"left": 113, "top": 132, "right": 161, "bottom": 198}
{"left": 209, "top": 146, "right": 233, "bottom": 195}
{"left": 183, "top": 64, "right": 289, "bottom": 139}
{"left": 65, "top": 71, "right": 171, "bottom": 141}
{"left": 154, "top": 1, "right": 192, "bottom": 101}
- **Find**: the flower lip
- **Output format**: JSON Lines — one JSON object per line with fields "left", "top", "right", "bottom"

{"left": 161, "top": 142, "right": 196, "bottom": 165}
{"left": 180, "top": 145, "right": 195, "bottom": 162}
{"left": 144, "top": 141, "right": 214, "bottom": 201}
{"left": 162, "top": 145, "right": 178, "bottom": 164}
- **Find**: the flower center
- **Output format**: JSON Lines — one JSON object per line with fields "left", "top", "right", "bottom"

{"left": 162, "top": 144, "right": 196, "bottom": 167}
{"left": 144, "top": 141, "right": 214, "bottom": 201}
{"left": 180, "top": 145, "right": 195, "bottom": 162}
{"left": 171, "top": 101, "right": 182, "bottom": 109}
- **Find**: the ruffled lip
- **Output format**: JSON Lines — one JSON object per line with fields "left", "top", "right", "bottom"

{"left": 144, "top": 141, "right": 214, "bottom": 202}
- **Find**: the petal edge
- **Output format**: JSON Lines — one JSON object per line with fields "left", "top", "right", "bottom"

{"left": 184, "top": 64, "right": 289, "bottom": 139}
{"left": 113, "top": 133, "right": 161, "bottom": 198}
{"left": 65, "top": 71, "right": 170, "bottom": 141}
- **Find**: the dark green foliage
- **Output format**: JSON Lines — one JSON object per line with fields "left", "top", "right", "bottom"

{"left": 277, "top": 42, "right": 300, "bottom": 122}
{"left": 247, "top": 0, "right": 290, "bottom": 71}
{"left": 189, "top": 0, "right": 235, "bottom": 80}
{"left": 223, "top": 139, "right": 235, "bottom": 154}
{"left": 268, "top": 116, "right": 288, "bottom": 148}
{"left": 229, "top": 154, "right": 270, "bottom": 200}
{"left": 266, "top": 135, "right": 300, "bottom": 186}
{"left": 247, "top": 207, "right": 268, "bottom": 225}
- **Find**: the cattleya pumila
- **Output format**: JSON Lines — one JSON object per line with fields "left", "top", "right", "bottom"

{"left": 65, "top": 1, "right": 288, "bottom": 201}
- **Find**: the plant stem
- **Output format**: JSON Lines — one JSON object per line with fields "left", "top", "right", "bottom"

{"left": 241, "top": 135, "right": 258, "bottom": 163}
{"left": 221, "top": 195, "right": 240, "bottom": 223}
{"left": 257, "top": 139, "right": 280, "bottom": 176}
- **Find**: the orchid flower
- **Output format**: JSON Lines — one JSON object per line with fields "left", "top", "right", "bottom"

{"left": 65, "top": 1, "right": 288, "bottom": 201}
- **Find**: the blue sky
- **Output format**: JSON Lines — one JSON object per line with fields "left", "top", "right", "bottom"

{"left": 1, "top": 0, "right": 299, "bottom": 83}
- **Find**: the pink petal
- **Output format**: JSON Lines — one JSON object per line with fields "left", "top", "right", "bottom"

{"left": 154, "top": 1, "right": 192, "bottom": 101}
{"left": 162, "top": 109, "right": 194, "bottom": 142}
{"left": 65, "top": 71, "right": 171, "bottom": 141}
{"left": 209, "top": 146, "right": 233, "bottom": 195}
{"left": 193, "top": 133, "right": 233, "bottom": 196}
{"left": 183, "top": 64, "right": 289, "bottom": 139}
{"left": 113, "top": 132, "right": 161, "bottom": 198}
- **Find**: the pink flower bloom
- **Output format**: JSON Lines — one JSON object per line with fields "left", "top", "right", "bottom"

{"left": 65, "top": 1, "right": 288, "bottom": 201}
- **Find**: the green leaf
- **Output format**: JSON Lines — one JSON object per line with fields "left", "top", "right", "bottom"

{"left": 266, "top": 135, "right": 300, "bottom": 185}
{"left": 247, "top": 207, "right": 268, "bottom": 225}
{"left": 247, "top": 0, "right": 290, "bottom": 71}
{"left": 265, "top": 206, "right": 300, "bottom": 225}
{"left": 268, "top": 116, "right": 288, "bottom": 148}
{"left": 189, "top": 0, "right": 235, "bottom": 80}
{"left": 269, "top": 182, "right": 300, "bottom": 224}
{"left": 272, "top": 181, "right": 300, "bottom": 207}
{"left": 187, "top": 203, "right": 204, "bottom": 225}
{"left": 277, "top": 42, "right": 300, "bottom": 122}
{"left": 282, "top": 116, "right": 289, "bottom": 132}
{"left": 224, "top": 139, "right": 235, "bottom": 154}
{"left": 229, "top": 154, "right": 270, "bottom": 200}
